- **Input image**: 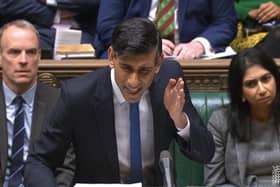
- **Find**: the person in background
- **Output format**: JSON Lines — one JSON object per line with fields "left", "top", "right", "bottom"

{"left": 24, "top": 17, "right": 214, "bottom": 187}
{"left": 0, "top": 0, "right": 99, "bottom": 56}
{"left": 38, "top": 0, "right": 99, "bottom": 45}
{"left": 231, "top": 0, "right": 280, "bottom": 57}
{"left": 0, "top": 20, "right": 75, "bottom": 187}
{"left": 204, "top": 47, "right": 280, "bottom": 186}
{"left": 94, "top": 0, "right": 237, "bottom": 59}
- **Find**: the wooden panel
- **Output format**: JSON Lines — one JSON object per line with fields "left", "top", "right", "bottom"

{"left": 1, "top": 59, "right": 280, "bottom": 91}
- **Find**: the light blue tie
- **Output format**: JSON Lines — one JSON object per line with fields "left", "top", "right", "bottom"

{"left": 128, "top": 102, "right": 142, "bottom": 183}
{"left": 8, "top": 96, "right": 25, "bottom": 187}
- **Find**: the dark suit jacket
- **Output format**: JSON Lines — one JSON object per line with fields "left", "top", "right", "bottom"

{"left": 24, "top": 61, "right": 214, "bottom": 187}
{"left": 0, "top": 0, "right": 99, "bottom": 49}
{"left": 0, "top": 82, "right": 74, "bottom": 187}
{"left": 94, "top": 0, "right": 237, "bottom": 58}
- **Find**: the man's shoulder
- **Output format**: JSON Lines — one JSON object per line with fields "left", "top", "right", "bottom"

{"left": 37, "top": 82, "right": 59, "bottom": 94}
{"left": 36, "top": 82, "right": 60, "bottom": 101}
{"left": 66, "top": 66, "right": 110, "bottom": 84}
{"left": 61, "top": 66, "right": 111, "bottom": 98}
{"left": 157, "top": 60, "right": 183, "bottom": 78}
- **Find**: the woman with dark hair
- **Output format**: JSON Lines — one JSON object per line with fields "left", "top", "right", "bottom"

{"left": 204, "top": 47, "right": 280, "bottom": 187}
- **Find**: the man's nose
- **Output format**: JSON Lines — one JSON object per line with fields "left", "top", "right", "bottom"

{"left": 128, "top": 73, "right": 140, "bottom": 87}
{"left": 19, "top": 51, "right": 28, "bottom": 63}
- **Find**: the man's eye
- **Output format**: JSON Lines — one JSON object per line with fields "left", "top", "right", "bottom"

{"left": 26, "top": 49, "right": 38, "bottom": 55}
{"left": 139, "top": 69, "right": 151, "bottom": 75}
{"left": 8, "top": 49, "right": 21, "bottom": 55}
{"left": 121, "top": 66, "right": 132, "bottom": 72}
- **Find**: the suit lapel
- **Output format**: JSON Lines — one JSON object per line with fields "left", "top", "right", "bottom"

{"left": 93, "top": 69, "right": 119, "bottom": 178}
{"left": 149, "top": 75, "right": 164, "bottom": 183}
{"left": 29, "top": 83, "right": 46, "bottom": 145}
{"left": 149, "top": 76, "right": 161, "bottom": 156}
{"left": 0, "top": 87, "right": 8, "bottom": 174}
{"left": 235, "top": 140, "right": 249, "bottom": 186}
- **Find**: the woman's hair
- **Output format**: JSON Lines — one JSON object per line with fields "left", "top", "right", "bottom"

{"left": 228, "top": 47, "right": 280, "bottom": 141}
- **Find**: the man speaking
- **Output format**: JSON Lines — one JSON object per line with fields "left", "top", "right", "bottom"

{"left": 24, "top": 17, "right": 214, "bottom": 186}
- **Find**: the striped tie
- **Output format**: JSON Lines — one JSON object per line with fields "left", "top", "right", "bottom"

{"left": 155, "top": 0, "right": 175, "bottom": 41}
{"left": 8, "top": 96, "right": 25, "bottom": 187}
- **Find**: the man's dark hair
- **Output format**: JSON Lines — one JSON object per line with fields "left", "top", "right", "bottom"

{"left": 228, "top": 47, "right": 280, "bottom": 141}
{"left": 111, "top": 17, "right": 162, "bottom": 58}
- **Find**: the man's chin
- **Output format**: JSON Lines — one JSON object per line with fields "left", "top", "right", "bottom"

{"left": 15, "top": 78, "right": 34, "bottom": 86}
{"left": 125, "top": 95, "right": 142, "bottom": 103}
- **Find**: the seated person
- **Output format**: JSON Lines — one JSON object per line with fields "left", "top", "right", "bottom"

{"left": 0, "top": 19, "right": 75, "bottom": 187}
{"left": 231, "top": 0, "right": 280, "bottom": 57}
{"left": 94, "top": 0, "right": 237, "bottom": 59}
{"left": 204, "top": 47, "right": 280, "bottom": 186}
{"left": 0, "top": 0, "right": 99, "bottom": 55}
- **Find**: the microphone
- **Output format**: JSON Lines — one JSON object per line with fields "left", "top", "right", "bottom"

{"left": 159, "top": 150, "right": 175, "bottom": 187}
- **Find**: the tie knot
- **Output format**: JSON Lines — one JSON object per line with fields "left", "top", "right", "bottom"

{"left": 13, "top": 96, "right": 24, "bottom": 105}
{"left": 130, "top": 102, "right": 139, "bottom": 108}
{"left": 13, "top": 96, "right": 25, "bottom": 114}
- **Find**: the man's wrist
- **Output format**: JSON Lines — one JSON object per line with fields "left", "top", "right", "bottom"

{"left": 173, "top": 112, "right": 188, "bottom": 129}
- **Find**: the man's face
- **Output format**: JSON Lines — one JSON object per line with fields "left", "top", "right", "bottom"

{"left": 109, "top": 48, "right": 163, "bottom": 103}
{"left": 0, "top": 25, "right": 40, "bottom": 94}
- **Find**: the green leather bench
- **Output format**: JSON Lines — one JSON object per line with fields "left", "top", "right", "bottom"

{"left": 170, "top": 92, "right": 229, "bottom": 187}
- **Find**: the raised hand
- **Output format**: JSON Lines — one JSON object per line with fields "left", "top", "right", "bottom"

{"left": 164, "top": 77, "right": 188, "bottom": 128}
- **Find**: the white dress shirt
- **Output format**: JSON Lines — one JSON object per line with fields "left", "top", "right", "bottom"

{"left": 110, "top": 69, "right": 189, "bottom": 183}
{"left": 3, "top": 81, "right": 37, "bottom": 187}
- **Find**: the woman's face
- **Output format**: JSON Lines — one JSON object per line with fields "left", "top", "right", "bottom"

{"left": 242, "top": 64, "right": 277, "bottom": 108}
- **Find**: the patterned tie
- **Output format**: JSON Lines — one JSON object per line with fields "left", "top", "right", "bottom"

{"left": 8, "top": 96, "right": 25, "bottom": 187}
{"left": 155, "top": 0, "right": 175, "bottom": 41}
{"left": 128, "top": 103, "right": 142, "bottom": 183}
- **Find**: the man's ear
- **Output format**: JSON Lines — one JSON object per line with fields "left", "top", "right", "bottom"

{"left": 155, "top": 52, "right": 164, "bottom": 73}
{"left": 108, "top": 47, "right": 115, "bottom": 68}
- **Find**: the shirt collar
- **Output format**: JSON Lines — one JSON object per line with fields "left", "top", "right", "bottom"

{"left": 2, "top": 81, "right": 37, "bottom": 107}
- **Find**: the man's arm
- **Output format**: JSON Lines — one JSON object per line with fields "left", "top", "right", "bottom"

{"left": 195, "top": 0, "right": 237, "bottom": 52}
{"left": 55, "top": 144, "right": 76, "bottom": 187}
{"left": 175, "top": 80, "right": 215, "bottom": 163}
{"left": 161, "top": 61, "right": 215, "bottom": 163}
{"left": 0, "top": 0, "right": 56, "bottom": 27}
{"left": 24, "top": 84, "right": 74, "bottom": 187}
{"left": 94, "top": 0, "right": 131, "bottom": 58}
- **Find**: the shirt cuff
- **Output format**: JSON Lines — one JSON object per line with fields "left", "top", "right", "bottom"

{"left": 46, "top": 0, "right": 57, "bottom": 6}
{"left": 176, "top": 113, "right": 190, "bottom": 140}
{"left": 192, "top": 37, "right": 214, "bottom": 56}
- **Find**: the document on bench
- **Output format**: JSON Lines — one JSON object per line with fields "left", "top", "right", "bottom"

{"left": 200, "top": 46, "right": 236, "bottom": 60}
{"left": 54, "top": 28, "right": 82, "bottom": 59}
{"left": 74, "top": 183, "right": 141, "bottom": 187}
{"left": 164, "top": 46, "right": 236, "bottom": 60}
